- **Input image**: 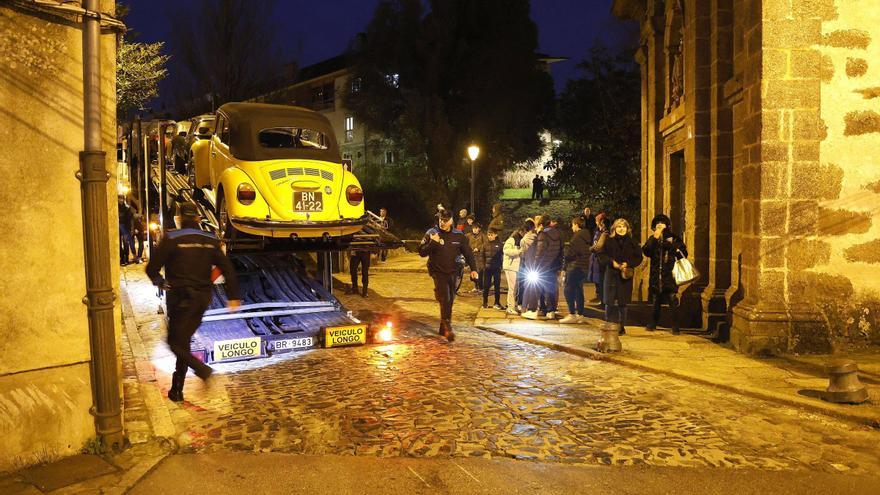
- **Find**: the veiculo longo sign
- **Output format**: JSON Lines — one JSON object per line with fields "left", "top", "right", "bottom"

{"left": 213, "top": 337, "right": 262, "bottom": 361}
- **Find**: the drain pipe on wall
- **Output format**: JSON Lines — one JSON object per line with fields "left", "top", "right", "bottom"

{"left": 77, "top": 0, "right": 124, "bottom": 451}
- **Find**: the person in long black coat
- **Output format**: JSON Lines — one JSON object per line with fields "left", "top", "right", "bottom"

{"left": 642, "top": 213, "right": 688, "bottom": 334}
{"left": 602, "top": 218, "right": 644, "bottom": 334}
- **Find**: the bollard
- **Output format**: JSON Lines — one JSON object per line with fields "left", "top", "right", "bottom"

{"left": 596, "top": 322, "right": 623, "bottom": 353}
{"left": 823, "top": 360, "right": 869, "bottom": 404}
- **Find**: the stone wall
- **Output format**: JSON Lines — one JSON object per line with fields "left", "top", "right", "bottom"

{"left": 809, "top": 0, "right": 880, "bottom": 348}
{"left": 0, "top": 2, "right": 120, "bottom": 472}
{"left": 617, "top": 0, "right": 880, "bottom": 354}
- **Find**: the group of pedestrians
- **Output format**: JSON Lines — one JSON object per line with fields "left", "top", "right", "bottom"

{"left": 499, "top": 207, "right": 690, "bottom": 336}
{"left": 421, "top": 202, "right": 691, "bottom": 342}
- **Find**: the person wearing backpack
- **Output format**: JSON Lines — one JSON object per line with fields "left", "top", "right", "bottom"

{"left": 642, "top": 213, "right": 688, "bottom": 334}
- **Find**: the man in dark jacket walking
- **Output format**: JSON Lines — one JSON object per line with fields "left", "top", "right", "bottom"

{"left": 481, "top": 228, "right": 504, "bottom": 309}
{"left": 418, "top": 210, "right": 479, "bottom": 341}
{"left": 642, "top": 213, "right": 688, "bottom": 334}
{"left": 146, "top": 203, "right": 240, "bottom": 402}
{"left": 560, "top": 217, "right": 592, "bottom": 323}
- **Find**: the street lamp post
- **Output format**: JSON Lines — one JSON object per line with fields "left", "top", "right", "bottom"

{"left": 467, "top": 144, "right": 480, "bottom": 217}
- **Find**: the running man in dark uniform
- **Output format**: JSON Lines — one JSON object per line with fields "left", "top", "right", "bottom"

{"left": 418, "top": 210, "right": 478, "bottom": 342}
{"left": 146, "top": 203, "right": 240, "bottom": 402}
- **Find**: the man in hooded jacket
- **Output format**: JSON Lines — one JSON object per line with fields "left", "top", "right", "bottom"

{"left": 534, "top": 216, "right": 564, "bottom": 318}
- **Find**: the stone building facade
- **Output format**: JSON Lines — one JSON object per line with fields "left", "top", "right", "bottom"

{"left": 0, "top": 1, "right": 121, "bottom": 470}
{"left": 613, "top": 0, "right": 880, "bottom": 354}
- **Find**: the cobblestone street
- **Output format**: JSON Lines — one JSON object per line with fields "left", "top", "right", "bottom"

{"left": 121, "top": 259, "right": 880, "bottom": 479}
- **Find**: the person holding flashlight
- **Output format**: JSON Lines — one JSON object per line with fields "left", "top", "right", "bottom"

{"left": 520, "top": 215, "right": 545, "bottom": 320}
{"left": 419, "top": 209, "right": 479, "bottom": 342}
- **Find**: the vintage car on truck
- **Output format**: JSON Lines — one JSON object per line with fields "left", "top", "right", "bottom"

{"left": 185, "top": 114, "right": 215, "bottom": 185}
{"left": 192, "top": 102, "right": 367, "bottom": 243}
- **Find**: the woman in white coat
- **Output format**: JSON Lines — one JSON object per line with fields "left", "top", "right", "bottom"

{"left": 505, "top": 219, "right": 536, "bottom": 314}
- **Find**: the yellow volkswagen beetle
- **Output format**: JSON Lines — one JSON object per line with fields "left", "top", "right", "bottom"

{"left": 193, "top": 103, "right": 367, "bottom": 243}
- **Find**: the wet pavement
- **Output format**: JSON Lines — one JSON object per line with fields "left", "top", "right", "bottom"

{"left": 119, "top": 256, "right": 880, "bottom": 479}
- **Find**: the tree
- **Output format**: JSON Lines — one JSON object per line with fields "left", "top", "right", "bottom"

{"left": 116, "top": 39, "right": 169, "bottom": 119}
{"left": 168, "top": 0, "right": 282, "bottom": 115}
{"left": 346, "top": 0, "right": 555, "bottom": 214}
{"left": 546, "top": 44, "right": 641, "bottom": 225}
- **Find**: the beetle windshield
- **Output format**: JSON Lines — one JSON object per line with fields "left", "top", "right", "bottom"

{"left": 258, "top": 127, "right": 330, "bottom": 150}
{"left": 195, "top": 119, "right": 215, "bottom": 136}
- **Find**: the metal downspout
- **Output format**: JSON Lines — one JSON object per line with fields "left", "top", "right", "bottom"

{"left": 77, "top": 0, "right": 123, "bottom": 450}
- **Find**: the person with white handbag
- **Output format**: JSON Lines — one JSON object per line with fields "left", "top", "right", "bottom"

{"left": 642, "top": 214, "right": 690, "bottom": 334}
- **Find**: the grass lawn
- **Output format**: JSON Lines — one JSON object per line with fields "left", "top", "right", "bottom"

{"left": 500, "top": 188, "right": 580, "bottom": 201}
{"left": 500, "top": 188, "right": 533, "bottom": 199}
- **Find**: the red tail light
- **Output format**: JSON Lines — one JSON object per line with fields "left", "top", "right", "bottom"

{"left": 346, "top": 185, "right": 363, "bottom": 205}
{"left": 237, "top": 183, "right": 256, "bottom": 205}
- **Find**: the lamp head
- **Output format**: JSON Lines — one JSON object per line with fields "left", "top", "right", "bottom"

{"left": 467, "top": 145, "right": 480, "bottom": 161}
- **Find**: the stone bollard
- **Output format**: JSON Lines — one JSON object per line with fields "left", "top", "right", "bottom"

{"left": 596, "top": 322, "right": 623, "bottom": 353}
{"left": 823, "top": 360, "right": 869, "bottom": 404}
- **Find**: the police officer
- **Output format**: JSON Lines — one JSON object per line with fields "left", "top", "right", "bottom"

{"left": 418, "top": 209, "right": 478, "bottom": 342}
{"left": 146, "top": 202, "right": 240, "bottom": 402}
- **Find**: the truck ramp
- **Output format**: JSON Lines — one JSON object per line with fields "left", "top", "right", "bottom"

{"left": 145, "top": 165, "right": 397, "bottom": 363}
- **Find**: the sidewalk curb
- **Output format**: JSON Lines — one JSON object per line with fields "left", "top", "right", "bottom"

{"left": 474, "top": 325, "right": 880, "bottom": 429}
{"left": 120, "top": 274, "right": 176, "bottom": 439}
{"left": 370, "top": 268, "right": 425, "bottom": 274}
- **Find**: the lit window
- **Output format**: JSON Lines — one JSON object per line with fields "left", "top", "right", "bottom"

{"left": 385, "top": 150, "right": 395, "bottom": 164}
{"left": 344, "top": 116, "right": 354, "bottom": 142}
{"left": 351, "top": 77, "right": 363, "bottom": 93}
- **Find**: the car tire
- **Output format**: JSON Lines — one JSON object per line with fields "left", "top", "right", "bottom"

{"left": 217, "top": 193, "right": 233, "bottom": 242}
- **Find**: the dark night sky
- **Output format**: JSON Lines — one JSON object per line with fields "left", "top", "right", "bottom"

{"left": 124, "top": 0, "right": 636, "bottom": 99}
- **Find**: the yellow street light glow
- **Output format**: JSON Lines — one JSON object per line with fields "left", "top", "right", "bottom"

{"left": 377, "top": 320, "right": 394, "bottom": 342}
{"left": 149, "top": 222, "right": 159, "bottom": 231}
{"left": 467, "top": 144, "right": 480, "bottom": 162}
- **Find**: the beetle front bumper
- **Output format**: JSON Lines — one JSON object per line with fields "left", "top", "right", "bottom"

{"left": 230, "top": 214, "right": 369, "bottom": 238}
